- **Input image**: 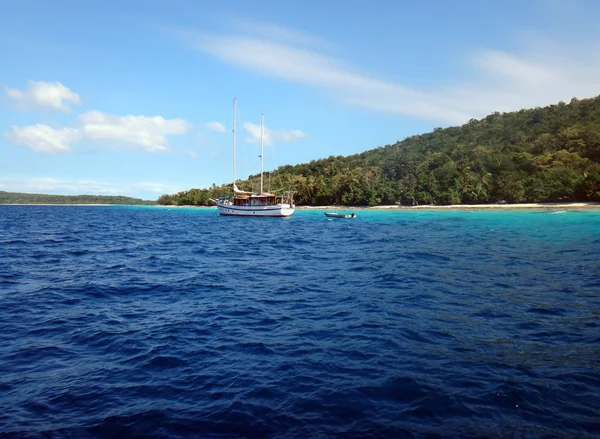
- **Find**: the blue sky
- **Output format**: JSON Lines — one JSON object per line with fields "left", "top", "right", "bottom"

{"left": 1, "top": 0, "right": 599, "bottom": 199}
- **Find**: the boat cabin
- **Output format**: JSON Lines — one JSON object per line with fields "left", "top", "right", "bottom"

{"left": 233, "top": 194, "right": 281, "bottom": 206}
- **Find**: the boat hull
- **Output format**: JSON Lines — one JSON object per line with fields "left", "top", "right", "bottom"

{"left": 215, "top": 202, "right": 294, "bottom": 217}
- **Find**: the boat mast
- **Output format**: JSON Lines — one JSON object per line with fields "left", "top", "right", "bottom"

{"left": 233, "top": 98, "right": 237, "bottom": 193}
{"left": 260, "top": 113, "right": 264, "bottom": 194}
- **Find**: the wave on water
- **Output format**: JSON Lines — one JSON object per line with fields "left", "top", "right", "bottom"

{"left": 1, "top": 206, "right": 599, "bottom": 438}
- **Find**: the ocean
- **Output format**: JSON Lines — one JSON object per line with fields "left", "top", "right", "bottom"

{"left": 1, "top": 205, "right": 599, "bottom": 438}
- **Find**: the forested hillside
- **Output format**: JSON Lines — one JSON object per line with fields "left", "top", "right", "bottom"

{"left": 0, "top": 191, "right": 155, "bottom": 205}
{"left": 159, "top": 96, "right": 600, "bottom": 206}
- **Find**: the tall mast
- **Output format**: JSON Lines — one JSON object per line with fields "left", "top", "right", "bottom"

{"left": 260, "top": 113, "right": 264, "bottom": 194}
{"left": 233, "top": 98, "right": 237, "bottom": 191}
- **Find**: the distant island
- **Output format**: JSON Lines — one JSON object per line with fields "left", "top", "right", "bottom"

{"left": 158, "top": 95, "right": 600, "bottom": 207}
{"left": 0, "top": 191, "right": 155, "bottom": 205}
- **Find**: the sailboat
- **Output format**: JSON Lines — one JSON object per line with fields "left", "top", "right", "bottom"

{"left": 212, "top": 99, "right": 295, "bottom": 217}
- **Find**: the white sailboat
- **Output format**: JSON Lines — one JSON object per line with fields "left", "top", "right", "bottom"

{"left": 212, "top": 99, "right": 295, "bottom": 217}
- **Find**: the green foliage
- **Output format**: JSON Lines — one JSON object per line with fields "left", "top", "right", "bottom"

{"left": 160, "top": 95, "right": 600, "bottom": 206}
{"left": 156, "top": 184, "right": 232, "bottom": 207}
{"left": 0, "top": 191, "right": 155, "bottom": 205}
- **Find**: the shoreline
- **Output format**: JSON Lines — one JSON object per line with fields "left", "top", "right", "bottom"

{"left": 2, "top": 202, "right": 599, "bottom": 210}
{"left": 298, "top": 202, "right": 600, "bottom": 211}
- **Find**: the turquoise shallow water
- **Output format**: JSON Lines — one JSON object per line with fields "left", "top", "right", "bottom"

{"left": 1, "top": 206, "right": 599, "bottom": 438}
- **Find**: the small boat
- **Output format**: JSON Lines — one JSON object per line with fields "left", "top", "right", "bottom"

{"left": 325, "top": 212, "right": 356, "bottom": 218}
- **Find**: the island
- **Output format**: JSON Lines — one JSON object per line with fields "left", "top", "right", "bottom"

{"left": 0, "top": 191, "right": 155, "bottom": 205}
{"left": 158, "top": 96, "right": 600, "bottom": 207}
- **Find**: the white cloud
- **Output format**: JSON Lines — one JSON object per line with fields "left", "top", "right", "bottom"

{"left": 78, "top": 111, "right": 191, "bottom": 152}
{"left": 242, "top": 122, "right": 307, "bottom": 146}
{"left": 6, "top": 81, "right": 81, "bottom": 112}
{"left": 204, "top": 121, "right": 226, "bottom": 132}
{"left": 6, "top": 111, "right": 191, "bottom": 154}
{"left": 6, "top": 124, "right": 81, "bottom": 153}
{"left": 179, "top": 23, "right": 600, "bottom": 125}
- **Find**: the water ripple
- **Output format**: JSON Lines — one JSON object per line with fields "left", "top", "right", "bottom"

{"left": 1, "top": 206, "right": 599, "bottom": 438}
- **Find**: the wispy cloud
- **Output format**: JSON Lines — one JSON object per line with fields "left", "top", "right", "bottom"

{"left": 0, "top": 177, "right": 123, "bottom": 195}
{"left": 242, "top": 122, "right": 307, "bottom": 146}
{"left": 133, "top": 181, "right": 182, "bottom": 194}
{"left": 204, "top": 121, "right": 227, "bottom": 133}
{"left": 176, "top": 22, "right": 600, "bottom": 124}
{"left": 233, "top": 18, "right": 327, "bottom": 48}
{"left": 6, "top": 80, "right": 81, "bottom": 112}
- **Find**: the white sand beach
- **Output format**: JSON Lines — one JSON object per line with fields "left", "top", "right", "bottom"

{"left": 298, "top": 202, "right": 600, "bottom": 211}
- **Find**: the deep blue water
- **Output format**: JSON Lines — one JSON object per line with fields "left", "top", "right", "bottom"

{"left": 1, "top": 205, "right": 599, "bottom": 438}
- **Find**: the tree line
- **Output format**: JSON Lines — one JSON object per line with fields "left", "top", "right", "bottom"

{"left": 0, "top": 191, "right": 155, "bottom": 205}
{"left": 158, "top": 96, "right": 600, "bottom": 206}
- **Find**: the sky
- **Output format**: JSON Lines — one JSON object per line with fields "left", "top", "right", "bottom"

{"left": 1, "top": 0, "right": 600, "bottom": 200}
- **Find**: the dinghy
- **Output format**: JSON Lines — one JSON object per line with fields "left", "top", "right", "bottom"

{"left": 325, "top": 212, "right": 356, "bottom": 218}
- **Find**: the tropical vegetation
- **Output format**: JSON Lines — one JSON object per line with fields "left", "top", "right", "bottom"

{"left": 158, "top": 96, "right": 600, "bottom": 206}
{"left": 0, "top": 191, "right": 155, "bottom": 205}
